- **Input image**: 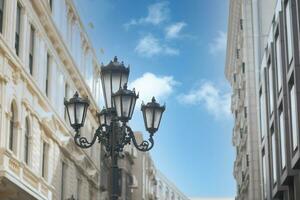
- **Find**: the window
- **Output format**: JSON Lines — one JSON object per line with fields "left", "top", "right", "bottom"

{"left": 49, "top": 0, "right": 53, "bottom": 11}
{"left": 42, "top": 142, "right": 49, "bottom": 179}
{"left": 45, "top": 53, "right": 50, "bottom": 96}
{"left": 285, "top": 1, "right": 293, "bottom": 63}
{"left": 9, "top": 103, "right": 16, "bottom": 152}
{"left": 271, "top": 130, "right": 277, "bottom": 184}
{"left": 262, "top": 151, "right": 267, "bottom": 198}
{"left": 260, "top": 92, "right": 267, "bottom": 140}
{"left": 236, "top": 49, "right": 240, "bottom": 59}
{"left": 268, "top": 62, "right": 274, "bottom": 114}
{"left": 77, "top": 178, "right": 81, "bottom": 200}
{"left": 61, "top": 162, "right": 66, "bottom": 200}
{"left": 24, "top": 117, "right": 30, "bottom": 164}
{"left": 15, "top": 3, "right": 21, "bottom": 56}
{"left": 290, "top": 84, "right": 298, "bottom": 151}
{"left": 64, "top": 83, "right": 69, "bottom": 120}
{"left": 275, "top": 34, "right": 282, "bottom": 91}
{"left": 240, "top": 19, "right": 243, "bottom": 30}
{"left": 29, "top": 25, "right": 35, "bottom": 75}
{"left": 279, "top": 110, "right": 286, "bottom": 169}
{"left": 244, "top": 107, "right": 247, "bottom": 118}
{"left": 0, "top": 0, "right": 4, "bottom": 33}
{"left": 242, "top": 62, "right": 245, "bottom": 74}
{"left": 246, "top": 154, "right": 249, "bottom": 167}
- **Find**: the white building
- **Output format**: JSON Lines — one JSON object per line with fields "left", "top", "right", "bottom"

{"left": 0, "top": 0, "right": 189, "bottom": 200}
{"left": 0, "top": 0, "right": 109, "bottom": 199}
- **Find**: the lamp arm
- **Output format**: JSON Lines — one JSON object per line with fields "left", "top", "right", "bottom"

{"left": 74, "top": 130, "right": 98, "bottom": 149}
{"left": 74, "top": 124, "right": 109, "bottom": 149}
{"left": 125, "top": 125, "right": 154, "bottom": 152}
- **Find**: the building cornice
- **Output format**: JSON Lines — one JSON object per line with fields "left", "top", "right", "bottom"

{"left": 225, "top": 0, "right": 240, "bottom": 81}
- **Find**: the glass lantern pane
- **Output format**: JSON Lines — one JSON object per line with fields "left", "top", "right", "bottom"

{"left": 121, "top": 73, "right": 128, "bottom": 89}
{"left": 68, "top": 103, "right": 75, "bottom": 125}
{"left": 114, "top": 95, "right": 122, "bottom": 117}
{"left": 129, "top": 98, "right": 136, "bottom": 118}
{"left": 154, "top": 109, "right": 162, "bottom": 129}
{"left": 122, "top": 95, "right": 131, "bottom": 118}
{"left": 145, "top": 108, "right": 154, "bottom": 129}
{"left": 75, "top": 103, "right": 85, "bottom": 124}
{"left": 106, "top": 114, "right": 112, "bottom": 125}
{"left": 112, "top": 72, "right": 121, "bottom": 94}
{"left": 99, "top": 114, "right": 105, "bottom": 125}
{"left": 103, "top": 73, "right": 112, "bottom": 108}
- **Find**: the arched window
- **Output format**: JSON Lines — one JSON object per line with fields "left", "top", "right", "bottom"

{"left": 24, "top": 117, "right": 30, "bottom": 164}
{"left": 9, "top": 103, "right": 16, "bottom": 152}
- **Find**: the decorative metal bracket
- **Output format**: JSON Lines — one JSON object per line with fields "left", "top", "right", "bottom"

{"left": 73, "top": 122, "right": 155, "bottom": 155}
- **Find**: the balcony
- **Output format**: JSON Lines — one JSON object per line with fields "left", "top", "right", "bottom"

{"left": 0, "top": 149, "right": 53, "bottom": 200}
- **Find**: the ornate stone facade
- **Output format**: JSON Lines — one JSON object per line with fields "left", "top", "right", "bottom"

{"left": 0, "top": 0, "right": 188, "bottom": 200}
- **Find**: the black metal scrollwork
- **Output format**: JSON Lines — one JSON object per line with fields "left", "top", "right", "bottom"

{"left": 124, "top": 125, "right": 154, "bottom": 152}
{"left": 73, "top": 122, "right": 154, "bottom": 154}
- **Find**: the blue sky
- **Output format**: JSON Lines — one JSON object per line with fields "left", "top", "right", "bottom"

{"left": 74, "top": 0, "right": 234, "bottom": 198}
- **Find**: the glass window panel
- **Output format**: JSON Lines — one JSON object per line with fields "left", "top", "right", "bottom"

{"left": 121, "top": 73, "right": 128, "bottom": 89}
{"left": 121, "top": 95, "right": 131, "bottom": 118}
{"left": 290, "top": 85, "right": 298, "bottom": 150}
{"left": 154, "top": 109, "right": 162, "bottom": 129}
{"left": 103, "top": 74, "right": 112, "bottom": 108}
{"left": 260, "top": 94, "right": 267, "bottom": 139}
{"left": 0, "top": 0, "right": 4, "bottom": 33}
{"left": 129, "top": 98, "right": 136, "bottom": 118}
{"left": 29, "top": 26, "right": 35, "bottom": 75}
{"left": 112, "top": 72, "right": 121, "bottom": 94}
{"left": 15, "top": 3, "right": 21, "bottom": 56}
{"left": 99, "top": 114, "right": 105, "bottom": 125}
{"left": 42, "top": 142, "right": 48, "bottom": 179}
{"left": 286, "top": 1, "right": 293, "bottom": 63}
{"left": 46, "top": 54, "right": 50, "bottom": 96}
{"left": 68, "top": 104, "right": 75, "bottom": 125}
{"left": 114, "top": 96, "right": 122, "bottom": 117}
{"left": 24, "top": 118, "right": 30, "bottom": 164}
{"left": 75, "top": 103, "right": 85, "bottom": 124}
{"left": 279, "top": 111, "right": 286, "bottom": 169}
{"left": 275, "top": 36, "right": 282, "bottom": 90}
{"left": 145, "top": 108, "right": 153, "bottom": 129}
{"left": 272, "top": 132, "right": 277, "bottom": 183}
{"left": 262, "top": 153, "right": 267, "bottom": 198}
{"left": 9, "top": 104, "right": 15, "bottom": 151}
{"left": 268, "top": 65, "right": 274, "bottom": 114}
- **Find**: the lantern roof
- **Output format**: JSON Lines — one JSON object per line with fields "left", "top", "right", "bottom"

{"left": 101, "top": 56, "right": 130, "bottom": 74}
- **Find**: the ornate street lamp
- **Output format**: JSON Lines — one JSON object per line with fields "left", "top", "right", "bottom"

{"left": 64, "top": 56, "right": 165, "bottom": 200}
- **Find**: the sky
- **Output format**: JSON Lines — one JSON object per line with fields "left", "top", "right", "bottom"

{"left": 73, "top": 0, "right": 234, "bottom": 198}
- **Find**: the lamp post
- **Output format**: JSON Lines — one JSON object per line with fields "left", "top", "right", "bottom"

{"left": 64, "top": 56, "right": 165, "bottom": 200}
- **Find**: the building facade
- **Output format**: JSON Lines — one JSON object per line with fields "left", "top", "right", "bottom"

{"left": 225, "top": 0, "right": 263, "bottom": 199}
{"left": 226, "top": 0, "right": 300, "bottom": 199}
{"left": 0, "top": 0, "right": 188, "bottom": 200}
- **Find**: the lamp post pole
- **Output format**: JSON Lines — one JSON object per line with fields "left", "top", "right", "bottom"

{"left": 110, "top": 117, "right": 119, "bottom": 200}
{"left": 64, "top": 57, "right": 165, "bottom": 200}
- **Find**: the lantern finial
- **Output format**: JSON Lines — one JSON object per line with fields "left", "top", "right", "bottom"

{"left": 114, "top": 56, "right": 118, "bottom": 62}
{"left": 151, "top": 97, "right": 156, "bottom": 103}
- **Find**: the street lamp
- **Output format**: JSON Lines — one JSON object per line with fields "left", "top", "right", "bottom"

{"left": 64, "top": 56, "right": 165, "bottom": 200}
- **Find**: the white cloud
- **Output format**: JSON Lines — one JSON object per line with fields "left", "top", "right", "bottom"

{"left": 124, "top": 1, "right": 170, "bottom": 29}
{"left": 129, "top": 72, "right": 177, "bottom": 106}
{"left": 135, "top": 34, "right": 179, "bottom": 57}
{"left": 178, "top": 81, "right": 231, "bottom": 120}
{"left": 165, "top": 22, "right": 186, "bottom": 39}
{"left": 209, "top": 31, "right": 227, "bottom": 55}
